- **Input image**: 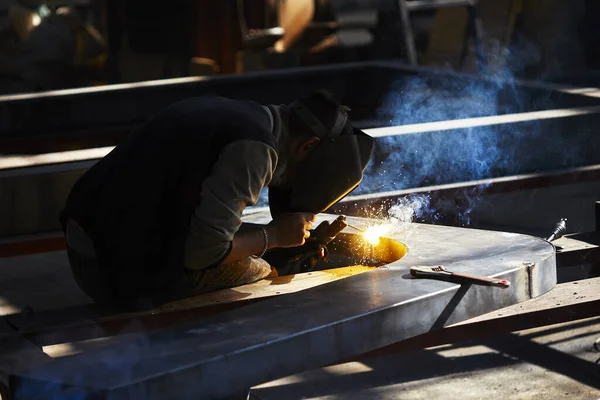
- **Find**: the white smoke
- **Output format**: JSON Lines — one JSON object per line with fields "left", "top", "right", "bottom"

{"left": 388, "top": 194, "right": 433, "bottom": 224}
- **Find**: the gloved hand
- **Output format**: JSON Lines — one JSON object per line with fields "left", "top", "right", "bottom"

{"left": 266, "top": 213, "right": 316, "bottom": 248}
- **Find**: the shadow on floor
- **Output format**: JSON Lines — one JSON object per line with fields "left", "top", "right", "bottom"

{"left": 252, "top": 317, "right": 600, "bottom": 400}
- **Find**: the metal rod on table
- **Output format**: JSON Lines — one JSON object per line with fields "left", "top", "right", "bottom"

{"left": 347, "top": 224, "right": 366, "bottom": 233}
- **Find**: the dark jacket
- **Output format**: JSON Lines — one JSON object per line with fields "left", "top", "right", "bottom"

{"left": 61, "top": 96, "right": 277, "bottom": 301}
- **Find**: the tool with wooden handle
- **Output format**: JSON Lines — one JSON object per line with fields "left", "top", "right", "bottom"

{"left": 410, "top": 265, "right": 511, "bottom": 288}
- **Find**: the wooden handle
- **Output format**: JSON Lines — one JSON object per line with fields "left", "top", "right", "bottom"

{"left": 452, "top": 272, "right": 511, "bottom": 288}
{"left": 410, "top": 265, "right": 511, "bottom": 289}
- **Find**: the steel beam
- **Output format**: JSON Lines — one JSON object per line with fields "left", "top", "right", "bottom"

{"left": 406, "top": 0, "right": 478, "bottom": 12}
{"left": 331, "top": 164, "right": 600, "bottom": 217}
{"left": 2, "top": 61, "right": 599, "bottom": 144}
{"left": 3, "top": 160, "right": 600, "bottom": 238}
{"left": 11, "top": 213, "right": 556, "bottom": 399}
{"left": 3, "top": 98, "right": 600, "bottom": 238}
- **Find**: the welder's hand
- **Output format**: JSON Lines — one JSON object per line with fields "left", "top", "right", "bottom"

{"left": 267, "top": 213, "right": 316, "bottom": 248}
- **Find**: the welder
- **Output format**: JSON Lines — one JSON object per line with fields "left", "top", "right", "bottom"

{"left": 60, "top": 90, "right": 373, "bottom": 307}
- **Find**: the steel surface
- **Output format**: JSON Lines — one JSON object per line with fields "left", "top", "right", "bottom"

{"left": 11, "top": 213, "right": 556, "bottom": 399}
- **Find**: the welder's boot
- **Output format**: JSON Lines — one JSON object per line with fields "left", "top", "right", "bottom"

{"left": 186, "top": 256, "right": 275, "bottom": 294}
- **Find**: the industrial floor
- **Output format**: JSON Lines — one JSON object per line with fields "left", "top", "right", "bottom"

{"left": 252, "top": 317, "right": 600, "bottom": 400}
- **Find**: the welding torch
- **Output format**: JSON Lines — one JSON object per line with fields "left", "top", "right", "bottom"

{"left": 546, "top": 218, "right": 567, "bottom": 242}
{"left": 289, "top": 215, "right": 349, "bottom": 272}
{"left": 264, "top": 215, "right": 349, "bottom": 274}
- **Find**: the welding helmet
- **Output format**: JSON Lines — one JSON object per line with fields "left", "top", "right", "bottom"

{"left": 269, "top": 91, "right": 374, "bottom": 216}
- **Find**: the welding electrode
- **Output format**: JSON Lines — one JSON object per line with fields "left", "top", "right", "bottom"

{"left": 347, "top": 223, "right": 366, "bottom": 233}
{"left": 546, "top": 218, "right": 567, "bottom": 242}
{"left": 289, "top": 215, "right": 348, "bottom": 272}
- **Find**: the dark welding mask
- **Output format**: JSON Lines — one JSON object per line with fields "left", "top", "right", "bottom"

{"left": 269, "top": 96, "right": 374, "bottom": 216}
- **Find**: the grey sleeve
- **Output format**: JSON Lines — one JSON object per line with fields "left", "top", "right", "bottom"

{"left": 183, "top": 140, "right": 277, "bottom": 270}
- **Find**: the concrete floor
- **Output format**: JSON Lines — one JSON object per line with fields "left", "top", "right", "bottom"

{"left": 0, "top": 251, "right": 90, "bottom": 316}
{"left": 252, "top": 318, "right": 600, "bottom": 400}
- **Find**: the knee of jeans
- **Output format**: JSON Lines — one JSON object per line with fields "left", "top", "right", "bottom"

{"left": 250, "top": 256, "right": 272, "bottom": 271}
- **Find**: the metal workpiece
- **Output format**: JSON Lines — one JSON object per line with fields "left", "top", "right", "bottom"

{"left": 11, "top": 213, "right": 556, "bottom": 400}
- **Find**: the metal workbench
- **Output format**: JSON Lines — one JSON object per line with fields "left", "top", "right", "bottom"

{"left": 11, "top": 213, "right": 556, "bottom": 399}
